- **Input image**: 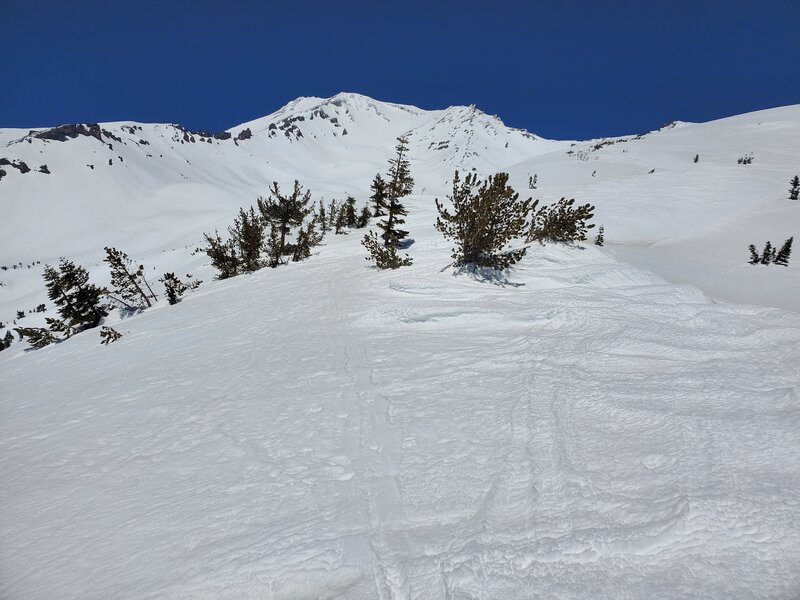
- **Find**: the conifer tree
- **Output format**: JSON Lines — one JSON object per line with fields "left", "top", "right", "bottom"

{"left": 774, "top": 237, "right": 793, "bottom": 266}
{"left": 379, "top": 136, "right": 413, "bottom": 248}
{"left": 789, "top": 175, "right": 799, "bottom": 200}
{"left": 595, "top": 225, "right": 605, "bottom": 246}
{"left": 264, "top": 225, "right": 283, "bottom": 268}
{"left": 527, "top": 197, "right": 595, "bottom": 244}
{"left": 160, "top": 272, "right": 189, "bottom": 304}
{"left": 357, "top": 205, "right": 371, "bottom": 228}
{"left": 14, "top": 326, "right": 57, "bottom": 349}
{"left": 435, "top": 171, "right": 532, "bottom": 270}
{"left": 228, "top": 206, "right": 265, "bottom": 272}
{"left": 748, "top": 244, "right": 760, "bottom": 264}
{"left": 334, "top": 206, "right": 347, "bottom": 234}
{"left": 3, "top": 330, "right": 12, "bottom": 348}
{"left": 100, "top": 326, "right": 123, "bottom": 344}
{"left": 370, "top": 173, "right": 388, "bottom": 217}
{"left": 760, "top": 241, "right": 775, "bottom": 265}
{"left": 318, "top": 201, "right": 328, "bottom": 234}
{"left": 46, "top": 317, "right": 76, "bottom": 339}
{"left": 104, "top": 247, "right": 158, "bottom": 309}
{"left": 43, "top": 259, "right": 108, "bottom": 330}
{"left": 257, "top": 180, "right": 312, "bottom": 261}
{"left": 328, "top": 199, "right": 339, "bottom": 229}
{"left": 204, "top": 231, "right": 239, "bottom": 279}
{"left": 361, "top": 231, "right": 412, "bottom": 269}
{"left": 344, "top": 196, "right": 357, "bottom": 227}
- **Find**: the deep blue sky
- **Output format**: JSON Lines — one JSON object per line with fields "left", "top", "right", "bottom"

{"left": 1, "top": 0, "right": 798, "bottom": 139}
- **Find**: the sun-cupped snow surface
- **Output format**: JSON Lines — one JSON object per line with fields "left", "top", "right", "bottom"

{"left": 2, "top": 209, "right": 800, "bottom": 598}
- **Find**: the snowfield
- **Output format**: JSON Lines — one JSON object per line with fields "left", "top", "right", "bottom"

{"left": 1, "top": 94, "right": 799, "bottom": 598}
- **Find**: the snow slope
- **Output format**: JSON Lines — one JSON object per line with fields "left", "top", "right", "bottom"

{"left": 1, "top": 94, "right": 800, "bottom": 598}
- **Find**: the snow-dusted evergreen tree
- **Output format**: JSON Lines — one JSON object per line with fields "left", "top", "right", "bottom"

{"left": 334, "top": 205, "right": 347, "bottom": 234}
{"left": 594, "top": 225, "right": 605, "bottom": 246}
{"left": 369, "top": 173, "right": 388, "bottom": 217}
{"left": 774, "top": 237, "right": 793, "bottom": 266}
{"left": 229, "top": 206, "right": 265, "bottom": 273}
{"left": 789, "top": 175, "right": 799, "bottom": 200}
{"left": 44, "top": 259, "right": 108, "bottom": 330}
{"left": 204, "top": 231, "right": 239, "bottom": 279}
{"left": 317, "top": 201, "right": 328, "bottom": 234}
{"left": 435, "top": 171, "right": 532, "bottom": 270}
{"left": 104, "top": 246, "right": 158, "bottom": 309}
{"left": 257, "top": 180, "right": 313, "bottom": 261}
{"left": 379, "top": 135, "right": 413, "bottom": 248}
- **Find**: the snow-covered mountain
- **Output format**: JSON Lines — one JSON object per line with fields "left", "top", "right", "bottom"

{"left": 2, "top": 94, "right": 800, "bottom": 599}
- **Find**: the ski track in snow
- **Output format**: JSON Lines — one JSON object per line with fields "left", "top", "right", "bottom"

{"left": 2, "top": 234, "right": 800, "bottom": 599}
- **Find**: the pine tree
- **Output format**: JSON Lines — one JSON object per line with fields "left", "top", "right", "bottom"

{"left": 264, "top": 224, "right": 283, "bottom": 268}
{"left": 595, "top": 225, "right": 605, "bottom": 246}
{"left": 3, "top": 330, "right": 12, "bottom": 348}
{"left": 760, "top": 241, "right": 775, "bottom": 265}
{"left": 328, "top": 199, "right": 339, "bottom": 229}
{"left": 379, "top": 136, "right": 413, "bottom": 248}
{"left": 318, "top": 200, "right": 328, "bottom": 234}
{"left": 204, "top": 230, "right": 239, "bottom": 279}
{"left": 160, "top": 272, "right": 189, "bottom": 304}
{"left": 257, "top": 180, "right": 312, "bottom": 262}
{"left": 43, "top": 259, "right": 108, "bottom": 330}
{"left": 369, "top": 173, "right": 388, "bottom": 217}
{"left": 104, "top": 247, "right": 157, "bottom": 309}
{"left": 334, "top": 205, "right": 347, "bottom": 234}
{"left": 774, "top": 237, "right": 793, "bottom": 266}
{"left": 100, "top": 326, "right": 123, "bottom": 344}
{"left": 527, "top": 197, "right": 596, "bottom": 244}
{"left": 46, "top": 317, "right": 76, "bottom": 338}
{"left": 748, "top": 244, "right": 760, "bottom": 264}
{"left": 789, "top": 175, "right": 799, "bottom": 200}
{"left": 228, "top": 206, "right": 265, "bottom": 272}
{"left": 357, "top": 205, "right": 371, "bottom": 228}
{"left": 361, "top": 231, "right": 412, "bottom": 269}
{"left": 14, "top": 326, "right": 57, "bottom": 349}
{"left": 435, "top": 171, "right": 532, "bottom": 270}
{"left": 344, "top": 195, "right": 357, "bottom": 228}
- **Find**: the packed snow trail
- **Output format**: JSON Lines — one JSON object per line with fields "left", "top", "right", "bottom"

{"left": 2, "top": 226, "right": 800, "bottom": 599}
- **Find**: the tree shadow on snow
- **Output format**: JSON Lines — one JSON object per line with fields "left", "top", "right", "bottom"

{"left": 447, "top": 264, "right": 525, "bottom": 288}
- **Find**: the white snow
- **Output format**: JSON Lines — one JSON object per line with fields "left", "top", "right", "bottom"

{"left": 1, "top": 94, "right": 799, "bottom": 598}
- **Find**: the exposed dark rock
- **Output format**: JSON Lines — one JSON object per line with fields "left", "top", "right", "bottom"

{"left": 39, "top": 165, "right": 50, "bottom": 174}
{"left": 87, "top": 164, "right": 94, "bottom": 170}
{"left": 0, "top": 168, "right": 6, "bottom": 181}
{"left": 0, "top": 158, "right": 10, "bottom": 166}
{"left": 213, "top": 131, "right": 231, "bottom": 140}
{"left": 138, "top": 139, "right": 150, "bottom": 145}
{"left": 108, "top": 159, "right": 113, "bottom": 166}
{"left": 12, "top": 161, "right": 30, "bottom": 174}
{"left": 236, "top": 128, "right": 252, "bottom": 141}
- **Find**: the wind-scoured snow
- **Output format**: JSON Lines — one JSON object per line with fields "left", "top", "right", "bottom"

{"left": 1, "top": 94, "right": 799, "bottom": 598}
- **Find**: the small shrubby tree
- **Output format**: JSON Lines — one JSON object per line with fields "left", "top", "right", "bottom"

{"left": 257, "top": 180, "right": 313, "bottom": 263}
{"left": 357, "top": 205, "right": 371, "bottom": 228}
{"left": 14, "top": 326, "right": 57, "bottom": 349}
{"left": 789, "top": 175, "right": 799, "bottom": 200}
{"left": 344, "top": 196, "right": 357, "bottom": 228}
{"left": 527, "top": 197, "right": 596, "bottom": 244}
{"left": 748, "top": 244, "right": 760, "bottom": 265}
{"left": 44, "top": 259, "right": 108, "bottom": 330}
{"left": 100, "top": 326, "right": 123, "bottom": 344}
{"left": 160, "top": 272, "right": 192, "bottom": 304}
{"left": 229, "top": 206, "right": 265, "bottom": 272}
{"left": 595, "top": 225, "right": 605, "bottom": 246}
{"left": 361, "top": 231, "right": 412, "bottom": 269}
{"left": 204, "top": 231, "right": 239, "bottom": 279}
{"left": 104, "top": 246, "right": 158, "bottom": 309}
{"left": 435, "top": 171, "right": 532, "bottom": 270}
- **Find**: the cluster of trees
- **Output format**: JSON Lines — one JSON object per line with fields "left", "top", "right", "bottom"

{"left": 789, "top": 175, "right": 799, "bottom": 200}
{"left": 362, "top": 136, "right": 414, "bottom": 269}
{"left": 748, "top": 237, "right": 793, "bottom": 267}
{"left": 14, "top": 249, "right": 199, "bottom": 350}
{"left": 737, "top": 154, "right": 754, "bottom": 165}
